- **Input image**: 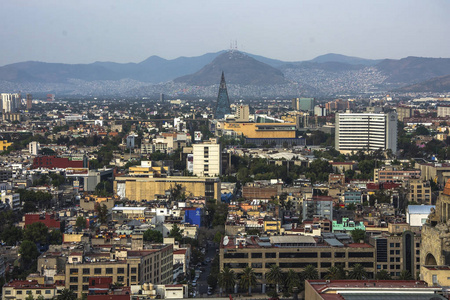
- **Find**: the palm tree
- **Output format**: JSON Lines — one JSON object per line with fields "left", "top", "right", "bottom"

{"left": 218, "top": 267, "right": 236, "bottom": 294}
{"left": 266, "top": 264, "right": 284, "bottom": 293}
{"left": 56, "top": 288, "right": 77, "bottom": 300}
{"left": 348, "top": 264, "right": 367, "bottom": 280}
{"left": 302, "top": 264, "right": 319, "bottom": 280}
{"left": 375, "top": 269, "right": 391, "bottom": 280}
{"left": 284, "top": 269, "right": 300, "bottom": 295}
{"left": 324, "top": 266, "right": 340, "bottom": 280}
{"left": 239, "top": 266, "right": 257, "bottom": 295}
{"left": 399, "top": 270, "right": 413, "bottom": 280}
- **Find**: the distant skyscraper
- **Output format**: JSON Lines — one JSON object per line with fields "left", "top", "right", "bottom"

{"left": 26, "top": 94, "right": 32, "bottom": 110}
{"left": 214, "top": 72, "right": 231, "bottom": 119}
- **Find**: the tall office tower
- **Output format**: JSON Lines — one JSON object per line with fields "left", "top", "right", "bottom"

{"left": 335, "top": 112, "right": 397, "bottom": 153}
{"left": 192, "top": 138, "right": 221, "bottom": 177}
{"left": 26, "top": 94, "right": 32, "bottom": 110}
{"left": 214, "top": 72, "right": 231, "bottom": 119}
{"left": 235, "top": 104, "right": 249, "bottom": 121}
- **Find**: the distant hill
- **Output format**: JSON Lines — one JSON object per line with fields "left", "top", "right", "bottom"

{"left": 309, "top": 53, "right": 382, "bottom": 66}
{"left": 397, "top": 74, "right": 450, "bottom": 92}
{"left": 377, "top": 56, "right": 450, "bottom": 84}
{"left": 173, "top": 51, "right": 287, "bottom": 86}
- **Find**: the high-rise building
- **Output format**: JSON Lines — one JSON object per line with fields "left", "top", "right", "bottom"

{"left": 235, "top": 104, "right": 249, "bottom": 121}
{"left": 214, "top": 72, "right": 231, "bottom": 119}
{"left": 292, "top": 97, "right": 315, "bottom": 111}
{"left": 26, "top": 93, "right": 32, "bottom": 110}
{"left": 437, "top": 105, "right": 450, "bottom": 118}
{"left": 396, "top": 105, "right": 413, "bottom": 121}
{"left": 193, "top": 138, "right": 221, "bottom": 177}
{"left": 335, "top": 112, "right": 397, "bottom": 153}
{"left": 1, "top": 93, "right": 20, "bottom": 113}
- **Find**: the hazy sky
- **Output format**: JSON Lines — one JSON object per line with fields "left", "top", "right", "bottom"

{"left": 1, "top": 0, "right": 449, "bottom": 66}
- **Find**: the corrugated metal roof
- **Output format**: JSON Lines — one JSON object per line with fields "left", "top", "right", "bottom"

{"left": 324, "top": 238, "right": 344, "bottom": 247}
{"left": 407, "top": 205, "right": 435, "bottom": 214}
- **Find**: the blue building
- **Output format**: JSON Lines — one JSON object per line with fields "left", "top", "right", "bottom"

{"left": 184, "top": 207, "right": 202, "bottom": 227}
{"left": 344, "top": 191, "right": 362, "bottom": 207}
{"left": 214, "top": 72, "right": 231, "bottom": 119}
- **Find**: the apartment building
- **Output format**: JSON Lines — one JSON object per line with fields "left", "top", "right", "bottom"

{"left": 374, "top": 165, "right": 421, "bottom": 183}
{"left": 192, "top": 138, "right": 221, "bottom": 177}
{"left": 407, "top": 178, "right": 432, "bottom": 204}
{"left": 2, "top": 280, "right": 65, "bottom": 300}
{"left": 65, "top": 245, "right": 173, "bottom": 297}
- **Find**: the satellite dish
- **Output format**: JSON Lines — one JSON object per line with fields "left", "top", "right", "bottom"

{"left": 223, "top": 236, "right": 229, "bottom": 246}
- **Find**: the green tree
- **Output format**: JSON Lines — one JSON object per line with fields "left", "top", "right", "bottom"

{"left": 348, "top": 264, "right": 367, "bottom": 279}
{"left": 350, "top": 229, "right": 366, "bottom": 243}
{"left": 301, "top": 264, "right": 319, "bottom": 280}
{"left": 284, "top": 269, "right": 300, "bottom": 296}
{"left": 168, "top": 224, "right": 184, "bottom": 242}
{"left": 25, "top": 294, "right": 34, "bottom": 300}
{"left": 375, "top": 269, "right": 391, "bottom": 280}
{"left": 325, "top": 266, "right": 346, "bottom": 280}
{"left": 239, "top": 266, "right": 257, "bottom": 295}
{"left": 218, "top": 267, "right": 236, "bottom": 294}
{"left": 0, "top": 225, "right": 23, "bottom": 246}
{"left": 75, "top": 216, "right": 87, "bottom": 230}
{"left": 19, "top": 240, "right": 39, "bottom": 267}
{"left": 266, "top": 264, "right": 284, "bottom": 293}
{"left": 143, "top": 229, "right": 163, "bottom": 243}
{"left": 96, "top": 203, "right": 108, "bottom": 224}
{"left": 399, "top": 270, "right": 413, "bottom": 280}
{"left": 24, "top": 222, "right": 48, "bottom": 244}
{"left": 56, "top": 288, "right": 77, "bottom": 300}
{"left": 48, "top": 230, "right": 63, "bottom": 245}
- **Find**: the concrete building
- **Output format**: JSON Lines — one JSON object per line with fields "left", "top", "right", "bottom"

{"left": 437, "top": 105, "right": 450, "bottom": 118}
{"left": 415, "top": 162, "right": 450, "bottom": 186}
{"left": 303, "top": 196, "right": 333, "bottom": 221}
{"left": 1, "top": 93, "right": 20, "bottom": 113}
{"left": 235, "top": 104, "right": 249, "bottom": 122}
{"left": 192, "top": 138, "right": 221, "bottom": 177}
{"left": 407, "top": 205, "right": 435, "bottom": 227}
{"left": 335, "top": 112, "right": 397, "bottom": 154}
{"left": 292, "top": 97, "right": 315, "bottom": 111}
{"left": 397, "top": 105, "right": 413, "bottom": 122}
{"left": 407, "top": 178, "right": 432, "bottom": 204}
{"left": 65, "top": 245, "right": 173, "bottom": 297}
{"left": 369, "top": 222, "right": 422, "bottom": 278}
{"left": 114, "top": 175, "right": 220, "bottom": 201}
{"left": 220, "top": 235, "right": 376, "bottom": 292}
{"left": 29, "top": 141, "right": 40, "bottom": 155}
{"left": 374, "top": 165, "right": 421, "bottom": 183}
{"left": 1, "top": 191, "right": 20, "bottom": 211}
{"left": 305, "top": 279, "right": 444, "bottom": 300}
{"left": 2, "top": 280, "right": 65, "bottom": 300}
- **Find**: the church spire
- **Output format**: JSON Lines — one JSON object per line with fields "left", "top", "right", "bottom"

{"left": 215, "top": 71, "right": 231, "bottom": 119}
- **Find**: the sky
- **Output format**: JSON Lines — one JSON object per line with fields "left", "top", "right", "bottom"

{"left": 1, "top": 0, "right": 450, "bottom": 66}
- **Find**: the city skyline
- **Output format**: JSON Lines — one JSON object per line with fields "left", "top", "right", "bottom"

{"left": 1, "top": 0, "right": 449, "bottom": 66}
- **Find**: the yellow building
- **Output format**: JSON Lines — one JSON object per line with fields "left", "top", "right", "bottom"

{"left": 263, "top": 218, "right": 282, "bottom": 234}
{"left": 421, "top": 266, "right": 450, "bottom": 286}
{"left": 223, "top": 122, "right": 296, "bottom": 138}
{"left": 0, "top": 140, "right": 12, "bottom": 151}
{"left": 114, "top": 176, "right": 221, "bottom": 201}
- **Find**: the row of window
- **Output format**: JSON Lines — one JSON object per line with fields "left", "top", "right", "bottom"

{"left": 6, "top": 289, "right": 54, "bottom": 295}
{"left": 224, "top": 251, "right": 374, "bottom": 259}
{"left": 70, "top": 267, "right": 131, "bottom": 276}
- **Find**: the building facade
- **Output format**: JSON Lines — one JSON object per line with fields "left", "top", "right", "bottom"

{"left": 335, "top": 112, "right": 397, "bottom": 153}
{"left": 192, "top": 139, "right": 221, "bottom": 177}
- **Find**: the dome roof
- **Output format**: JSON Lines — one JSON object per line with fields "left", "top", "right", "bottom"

{"left": 444, "top": 179, "right": 450, "bottom": 196}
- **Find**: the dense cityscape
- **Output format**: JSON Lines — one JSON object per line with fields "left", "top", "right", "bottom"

{"left": 0, "top": 69, "right": 450, "bottom": 300}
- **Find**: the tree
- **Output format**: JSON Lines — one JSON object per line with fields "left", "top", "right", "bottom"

{"left": 0, "top": 225, "right": 23, "bottom": 246}
{"left": 25, "top": 294, "right": 35, "bottom": 300}
{"left": 218, "top": 267, "right": 236, "bottom": 294}
{"left": 266, "top": 264, "right": 284, "bottom": 294}
{"left": 350, "top": 229, "right": 366, "bottom": 243}
{"left": 48, "top": 230, "right": 63, "bottom": 245}
{"left": 348, "top": 264, "right": 367, "bottom": 279}
{"left": 399, "top": 270, "right": 413, "bottom": 280}
{"left": 375, "top": 270, "right": 391, "bottom": 280}
{"left": 24, "top": 222, "right": 48, "bottom": 244}
{"left": 168, "top": 224, "right": 184, "bottom": 242}
{"left": 325, "top": 266, "right": 346, "bottom": 280}
{"left": 143, "top": 229, "right": 163, "bottom": 243}
{"left": 284, "top": 269, "right": 300, "bottom": 296}
{"left": 56, "top": 288, "right": 77, "bottom": 300}
{"left": 19, "top": 240, "right": 39, "bottom": 267}
{"left": 96, "top": 203, "right": 108, "bottom": 224}
{"left": 239, "top": 266, "right": 257, "bottom": 295}
{"left": 301, "top": 264, "right": 319, "bottom": 280}
{"left": 75, "top": 216, "right": 87, "bottom": 230}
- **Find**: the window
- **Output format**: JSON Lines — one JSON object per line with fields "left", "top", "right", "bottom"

{"left": 321, "top": 262, "right": 332, "bottom": 268}
{"left": 396, "top": 250, "right": 400, "bottom": 255}
{"left": 390, "top": 258, "right": 394, "bottom": 262}
{"left": 83, "top": 277, "right": 89, "bottom": 283}
{"left": 390, "top": 243, "right": 394, "bottom": 247}
{"left": 118, "top": 268, "right": 125, "bottom": 274}
{"left": 83, "top": 268, "right": 90, "bottom": 275}
{"left": 265, "top": 253, "right": 276, "bottom": 258}
{"left": 321, "top": 252, "right": 331, "bottom": 258}
{"left": 70, "top": 285, "right": 78, "bottom": 291}
{"left": 106, "top": 268, "right": 113, "bottom": 274}
{"left": 70, "top": 277, "right": 78, "bottom": 283}
{"left": 251, "top": 263, "right": 262, "bottom": 268}
{"left": 334, "top": 252, "right": 345, "bottom": 258}
{"left": 94, "top": 268, "right": 101, "bottom": 274}
{"left": 131, "top": 276, "right": 137, "bottom": 282}
{"left": 82, "top": 285, "right": 89, "bottom": 291}
{"left": 251, "top": 253, "right": 262, "bottom": 258}
{"left": 390, "top": 250, "right": 395, "bottom": 255}
{"left": 26, "top": 290, "right": 32, "bottom": 294}
{"left": 46, "top": 290, "right": 51, "bottom": 294}
{"left": 17, "top": 291, "right": 22, "bottom": 295}
{"left": 395, "top": 243, "right": 400, "bottom": 247}
{"left": 131, "top": 267, "right": 137, "bottom": 273}
{"left": 396, "top": 257, "right": 400, "bottom": 262}
{"left": 36, "top": 290, "right": 41, "bottom": 294}
{"left": 4, "top": 291, "right": 11, "bottom": 295}
{"left": 118, "top": 276, "right": 124, "bottom": 282}
{"left": 70, "top": 268, "right": 78, "bottom": 275}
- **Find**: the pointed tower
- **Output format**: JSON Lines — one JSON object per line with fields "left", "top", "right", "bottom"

{"left": 214, "top": 71, "right": 231, "bottom": 119}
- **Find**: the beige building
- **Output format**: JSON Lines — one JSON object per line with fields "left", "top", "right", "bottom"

{"left": 65, "top": 245, "right": 173, "bottom": 297}
{"left": 235, "top": 104, "right": 250, "bottom": 122}
{"left": 407, "top": 178, "right": 432, "bottom": 204}
{"left": 2, "top": 280, "right": 65, "bottom": 300}
{"left": 396, "top": 105, "right": 413, "bottom": 122}
{"left": 114, "top": 175, "right": 220, "bottom": 201}
{"left": 373, "top": 165, "right": 421, "bottom": 183}
{"left": 193, "top": 139, "right": 221, "bottom": 177}
{"left": 220, "top": 235, "right": 376, "bottom": 291}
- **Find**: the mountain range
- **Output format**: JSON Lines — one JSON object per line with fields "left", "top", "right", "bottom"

{"left": 1, "top": 51, "right": 450, "bottom": 97}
